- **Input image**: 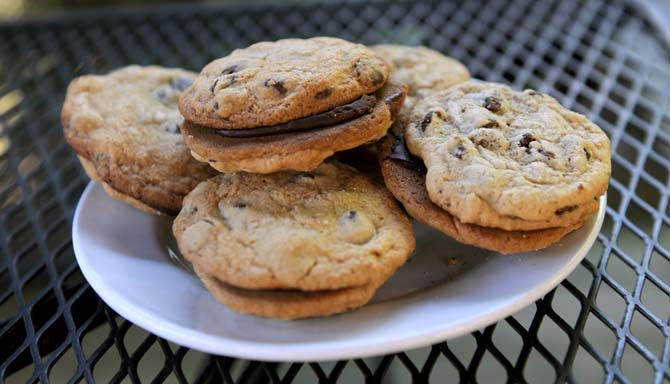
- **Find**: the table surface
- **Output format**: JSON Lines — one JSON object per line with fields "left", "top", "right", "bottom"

{"left": 0, "top": 0, "right": 669, "bottom": 383}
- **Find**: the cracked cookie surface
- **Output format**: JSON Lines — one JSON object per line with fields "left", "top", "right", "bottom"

{"left": 179, "top": 37, "right": 389, "bottom": 129}
{"left": 173, "top": 162, "right": 415, "bottom": 291}
{"left": 61, "top": 65, "right": 215, "bottom": 214}
{"left": 405, "top": 81, "right": 610, "bottom": 230}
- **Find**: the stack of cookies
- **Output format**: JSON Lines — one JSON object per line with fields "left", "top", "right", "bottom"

{"left": 378, "top": 81, "right": 610, "bottom": 254}
{"left": 172, "top": 162, "right": 414, "bottom": 319}
{"left": 62, "top": 37, "right": 611, "bottom": 319}
{"left": 178, "top": 37, "right": 406, "bottom": 174}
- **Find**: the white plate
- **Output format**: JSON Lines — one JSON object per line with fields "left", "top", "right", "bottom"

{"left": 73, "top": 182, "right": 605, "bottom": 362}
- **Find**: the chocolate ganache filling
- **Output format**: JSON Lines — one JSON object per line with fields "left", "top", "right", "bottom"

{"left": 214, "top": 94, "right": 378, "bottom": 138}
{"left": 388, "top": 129, "right": 425, "bottom": 171}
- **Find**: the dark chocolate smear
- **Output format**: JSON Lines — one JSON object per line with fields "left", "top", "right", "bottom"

{"left": 214, "top": 94, "right": 377, "bottom": 138}
{"left": 388, "top": 129, "right": 425, "bottom": 171}
{"left": 384, "top": 89, "right": 404, "bottom": 107}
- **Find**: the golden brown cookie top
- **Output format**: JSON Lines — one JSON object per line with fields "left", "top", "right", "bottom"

{"left": 178, "top": 37, "right": 390, "bottom": 129}
{"left": 405, "top": 81, "right": 610, "bottom": 229}
{"left": 173, "top": 161, "right": 415, "bottom": 292}
{"left": 61, "top": 65, "right": 215, "bottom": 213}
{"left": 372, "top": 44, "right": 470, "bottom": 95}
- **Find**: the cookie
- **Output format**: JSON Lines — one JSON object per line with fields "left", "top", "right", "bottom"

{"left": 405, "top": 81, "right": 610, "bottom": 231}
{"left": 377, "top": 133, "right": 596, "bottom": 254}
{"left": 173, "top": 161, "right": 415, "bottom": 293}
{"left": 196, "top": 266, "right": 388, "bottom": 320}
{"left": 181, "top": 82, "right": 407, "bottom": 173}
{"left": 179, "top": 37, "right": 390, "bottom": 129}
{"left": 78, "top": 156, "right": 164, "bottom": 215}
{"left": 62, "top": 65, "right": 215, "bottom": 214}
{"left": 372, "top": 45, "right": 470, "bottom": 96}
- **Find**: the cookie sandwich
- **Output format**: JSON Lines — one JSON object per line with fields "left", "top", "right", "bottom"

{"left": 173, "top": 162, "right": 415, "bottom": 319}
{"left": 179, "top": 37, "right": 407, "bottom": 174}
{"left": 62, "top": 66, "right": 215, "bottom": 215}
{"left": 379, "top": 81, "right": 610, "bottom": 254}
{"left": 336, "top": 45, "right": 470, "bottom": 180}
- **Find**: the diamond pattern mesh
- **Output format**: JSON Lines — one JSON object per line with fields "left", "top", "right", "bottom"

{"left": 0, "top": 0, "right": 668, "bottom": 382}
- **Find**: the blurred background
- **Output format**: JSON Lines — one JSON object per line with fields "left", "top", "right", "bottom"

{"left": 0, "top": 0, "right": 334, "bottom": 21}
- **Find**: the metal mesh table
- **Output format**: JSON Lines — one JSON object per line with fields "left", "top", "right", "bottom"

{"left": 0, "top": 0, "right": 669, "bottom": 382}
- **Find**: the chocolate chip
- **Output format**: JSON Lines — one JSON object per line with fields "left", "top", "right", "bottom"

{"left": 539, "top": 149, "right": 555, "bottom": 159}
{"left": 169, "top": 123, "right": 181, "bottom": 134}
{"left": 315, "top": 88, "right": 332, "bottom": 99}
{"left": 555, "top": 205, "right": 578, "bottom": 215}
{"left": 370, "top": 69, "right": 384, "bottom": 86}
{"left": 155, "top": 87, "right": 170, "bottom": 102}
{"left": 264, "top": 79, "right": 287, "bottom": 94}
{"left": 346, "top": 210, "right": 357, "bottom": 220}
{"left": 482, "top": 119, "right": 499, "bottom": 128}
{"left": 419, "top": 113, "right": 433, "bottom": 131}
{"left": 213, "top": 101, "right": 219, "bottom": 110}
{"left": 519, "top": 133, "right": 535, "bottom": 151}
{"left": 578, "top": 184, "right": 584, "bottom": 191}
{"left": 171, "top": 76, "right": 193, "bottom": 91}
{"left": 233, "top": 202, "right": 248, "bottom": 208}
{"left": 484, "top": 96, "right": 502, "bottom": 113}
{"left": 584, "top": 148, "right": 591, "bottom": 160}
{"left": 210, "top": 79, "right": 219, "bottom": 94}
{"left": 453, "top": 143, "right": 466, "bottom": 159}
{"left": 221, "top": 65, "right": 239, "bottom": 75}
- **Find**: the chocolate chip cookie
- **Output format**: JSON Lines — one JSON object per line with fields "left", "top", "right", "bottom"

{"left": 173, "top": 161, "right": 415, "bottom": 318}
{"left": 179, "top": 37, "right": 390, "bottom": 129}
{"left": 377, "top": 130, "right": 596, "bottom": 254}
{"left": 181, "top": 81, "right": 407, "bottom": 173}
{"left": 178, "top": 37, "right": 406, "bottom": 173}
{"left": 405, "top": 81, "right": 610, "bottom": 231}
{"left": 62, "top": 66, "right": 215, "bottom": 215}
{"left": 372, "top": 45, "right": 470, "bottom": 96}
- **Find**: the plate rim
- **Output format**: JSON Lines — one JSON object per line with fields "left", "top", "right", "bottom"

{"left": 73, "top": 181, "right": 606, "bottom": 362}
